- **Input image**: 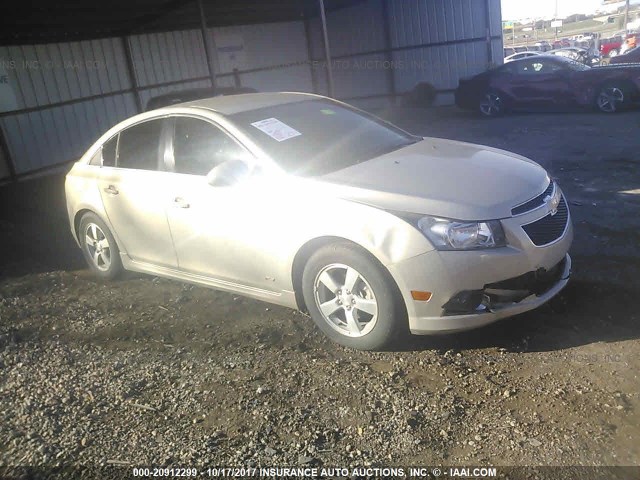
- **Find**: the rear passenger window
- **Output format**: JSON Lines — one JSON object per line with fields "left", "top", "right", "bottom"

{"left": 117, "top": 120, "right": 164, "bottom": 170}
{"left": 102, "top": 136, "right": 117, "bottom": 167}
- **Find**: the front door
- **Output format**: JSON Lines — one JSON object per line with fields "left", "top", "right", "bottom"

{"left": 163, "top": 116, "right": 265, "bottom": 287}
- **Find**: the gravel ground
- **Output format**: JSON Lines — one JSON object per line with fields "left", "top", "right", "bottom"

{"left": 0, "top": 107, "right": 639, "bottom": 477}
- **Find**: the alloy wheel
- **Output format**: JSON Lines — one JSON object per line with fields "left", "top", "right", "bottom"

{"left": 597, "top": 87, "right": 624, "bottom": 113}
{"left": 479, "top": 93, "right": 503, "bottom": 117}
{"left": 313, "top": 263, "right": 379, "bottom": 337}
{"left": 84, "top": 223, "right": 111, "bottom": 271}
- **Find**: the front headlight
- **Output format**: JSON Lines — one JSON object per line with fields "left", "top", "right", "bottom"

{"left": 417, "top": 216, "right": 506, "bottom": 250}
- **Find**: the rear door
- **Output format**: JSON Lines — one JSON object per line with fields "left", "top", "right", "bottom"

{"left": 98, "top": 118, "right": 178, "bottom": 268}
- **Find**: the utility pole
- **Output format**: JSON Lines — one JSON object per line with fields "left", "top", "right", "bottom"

{"left": 555, "top": 0, "right": 559, "bottom": 40}
{"left": 197, "top": 0, "right": 217, "bottom": 89}
{"left": 318, "top": 0, "right": 335, "bottom": 98}
{"left": 623, "top": 0, "right": 630, "bottom": 33}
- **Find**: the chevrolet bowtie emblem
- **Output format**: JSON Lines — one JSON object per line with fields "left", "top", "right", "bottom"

{"left": 544, "top": 189, "right": 561, "bottom": 216}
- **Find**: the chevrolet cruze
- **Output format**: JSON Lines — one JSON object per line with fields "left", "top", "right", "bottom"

{"left": 65, "top": 92, "right": 572, "bottom": 350}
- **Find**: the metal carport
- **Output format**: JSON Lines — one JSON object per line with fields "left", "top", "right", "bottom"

{"left": 0, "top": 0, "right": 503, "bottom": 180}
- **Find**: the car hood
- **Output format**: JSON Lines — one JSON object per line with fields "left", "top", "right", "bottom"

{"left": 318, "top": 138, "right": 549, "bottom": 220}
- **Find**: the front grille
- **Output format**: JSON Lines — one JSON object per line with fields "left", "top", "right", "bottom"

{"left": 511, "top": 181, "right": 554, "bottom": 216}
{"left": 522, "top": 196, "right": 569, "bottom": 246}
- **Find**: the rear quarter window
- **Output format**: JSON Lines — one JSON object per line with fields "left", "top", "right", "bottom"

{"left": 89, "top": 135, "right": 117, "bottom": 166}
{"left": 102, "top": 136, "right": 118, "bottom": 167}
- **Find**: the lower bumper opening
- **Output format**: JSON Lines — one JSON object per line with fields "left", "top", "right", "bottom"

{"left": 442, "top": 258, "right": 568, "bottom": 316}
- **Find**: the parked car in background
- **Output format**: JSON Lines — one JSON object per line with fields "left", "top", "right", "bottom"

{"left": 553, "top": 38, "right": 573, "bottom": 49}
{"left": 574, "top": 34, "right": 594, "bottom": 43}
{"left": 547, "top": 47, "right": 601, "bottom": 66}
{"left": 455, "top": 56, "right": 640, "bottom": 116}
{"left": 505, "top": 45, "right": 546, "bottom": 60}
{"left": 504, "top": 51, "right": 542, "bottom": 63}
{"left": 609, "top": 46, "right": 640, "bottom": 64}
{"left": 65, "top": 92, "right": 574, "bottom": 350}
{"left": 600, "top": 36, "right": 623, "bottom": 58}
{"left": 535, "top": 41, "right": 552, "bottom": 52}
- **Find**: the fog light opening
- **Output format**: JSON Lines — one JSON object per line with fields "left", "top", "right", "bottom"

{"left": 442, "top": 290, "right": 485, "bottom": 315}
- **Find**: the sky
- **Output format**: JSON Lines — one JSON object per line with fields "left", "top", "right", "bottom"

{"left": 501, "top": 0, "right": 640, "bottom": 21}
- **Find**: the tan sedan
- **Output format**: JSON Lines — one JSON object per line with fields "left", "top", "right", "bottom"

{"left": 65, "top": 93, "right": 572, "bottom": 350}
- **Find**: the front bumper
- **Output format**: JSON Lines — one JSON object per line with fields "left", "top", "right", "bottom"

{"left": 405, "top": 254, "right": 571, "bottom": 334}
{"left": 386, "top": 202, "right": 573, "bottom": 335}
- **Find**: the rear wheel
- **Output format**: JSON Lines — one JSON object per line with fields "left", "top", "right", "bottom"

{"left": 301, "top": 242, "right": 406, "bottom": 351}
{"left": 595, "top": 84, "right": 629, "bottom": 113}
{"left": 79, "top": 213, "right": 123, "bottom": 280}
{"left": 479, "top": 91, "right": 504, "bottom": 117}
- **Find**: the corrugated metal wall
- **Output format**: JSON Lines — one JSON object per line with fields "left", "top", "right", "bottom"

{"left": 0, "top": 39, "right": 131, "bottom": 109}
{"left": 128, "top": 30, "right": 210, "bottom": 88}
{"left": 0, "top": 39, "right": 139, "bottom": 175}
{"left": 0, "top": 134, "right": 9, "bottom": 179}
{"left": 0, "top": 0, "right": 502, "bottom": 178}
{"left": 308, "top": 0, "right": 389, "bottom": 104}
{"left": 209, "top": 21, "right": 313, "bottom": 93}
{"left": 307, "top": 0, "right": 502, "bottom": 108}
{"left": 390, "top": 0, "right": 503, "bottom": 104}
{"left": 1, "top": 94, "right": 138, "bottom": 174}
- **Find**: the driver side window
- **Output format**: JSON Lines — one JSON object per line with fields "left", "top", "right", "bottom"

{"left": 172, "top": 117, "right": 247, "bottom": 176}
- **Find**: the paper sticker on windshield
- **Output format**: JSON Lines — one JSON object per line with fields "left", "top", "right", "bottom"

{"left": 250, "top": 118, "right": 301, "bottom": 142}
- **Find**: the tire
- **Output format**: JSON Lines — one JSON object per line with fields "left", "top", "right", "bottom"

{"left": 478, "top": 91, "right": 505, "bottom": 117}
{"left": 301, "top": 242, "right": 407, "bottom": 351}
{"left": 79, "top": 212, "right": 123, "bottom": 280}
{"left": 595, "top": 83, "right": 630, "bottom": 113}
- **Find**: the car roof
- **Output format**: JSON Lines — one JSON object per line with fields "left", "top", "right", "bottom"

{"left": 172, "top": 92, "right": 323, "bottom": 115}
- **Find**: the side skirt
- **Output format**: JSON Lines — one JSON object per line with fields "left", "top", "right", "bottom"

{"left": 120, "top": 254, "right": 299, "bottom": 309}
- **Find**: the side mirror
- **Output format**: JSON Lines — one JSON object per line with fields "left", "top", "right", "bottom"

{"left": 206, "top": 159, "right": 250, "bottom": 187}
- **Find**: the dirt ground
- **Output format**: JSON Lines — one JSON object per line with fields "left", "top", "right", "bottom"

{"left": 1, "top": 107, "right": 639, "bottom": 476}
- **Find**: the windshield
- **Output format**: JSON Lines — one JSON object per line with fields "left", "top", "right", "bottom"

{"left": 229, "top": 99, "right": 419, "bottom": 176}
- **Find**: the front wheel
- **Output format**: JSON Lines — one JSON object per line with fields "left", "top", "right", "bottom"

{"left": 595, "top": 84, "right": 628, "bottom": 113}
{"left": 301, "top": 242, "right": 406, "bottom": 350}
{"left": 79, "top": 213, "right": 123, "bottom": 280}
{"left": 479, "top": 91, "right": 504, "bottom": 117}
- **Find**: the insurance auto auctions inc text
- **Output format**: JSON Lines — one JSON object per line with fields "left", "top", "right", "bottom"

{"left": 203, "top": 466, "right": 498, "bottom": 478}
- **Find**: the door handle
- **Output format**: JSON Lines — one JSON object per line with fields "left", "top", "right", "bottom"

{"left": 103, "top": 185, "right": 119, "bottom": 195}
{"left": 174, "top": 197, "right": 190, "bottom": 208}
